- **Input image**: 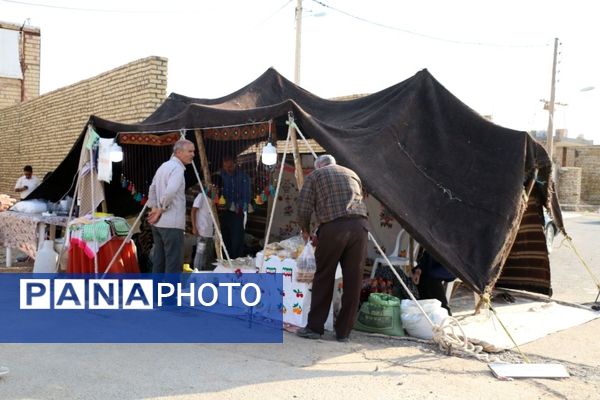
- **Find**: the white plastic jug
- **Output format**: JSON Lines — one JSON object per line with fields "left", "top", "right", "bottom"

{"left": 33, "top": 240, "right": 59, "bottom": 273}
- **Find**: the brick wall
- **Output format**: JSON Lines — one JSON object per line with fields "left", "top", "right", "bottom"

{"left": 0, "top": 22, "right": 40, "bottom": 108}
{"left": 574, "top": 147, "right": 600, "bottom": 204}
{"left": 556, "top": 146, "right": 577, "bottom": 167}
{"left": 0, "top": 56, "right": 168, "bottom": 196}
{"left": 557, "top": 167, "right": 581, "bottom": 205}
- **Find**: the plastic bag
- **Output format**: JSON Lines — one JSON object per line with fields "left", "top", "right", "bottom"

{"left": 10, "top": 199, "right": 48, "bottom": 214}
{"left": 296, "top": 242, "right": 316, "bottom": 283}
{"left": 400, "top": 299, "right": 449, "bottom": 340}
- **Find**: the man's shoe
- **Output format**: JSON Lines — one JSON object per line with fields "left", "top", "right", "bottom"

{"left": 336, "top": 336, "right": 350, "bottom": 343}
{"left": 296, "top": 327, "right": 321, "bottom": 340}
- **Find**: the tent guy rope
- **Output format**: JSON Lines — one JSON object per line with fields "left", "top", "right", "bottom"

{"left": 292, "top": 124, "right": 518, "bottom": 362}
{"left": 562, "top": 234, "right": 600, "bottom": 300}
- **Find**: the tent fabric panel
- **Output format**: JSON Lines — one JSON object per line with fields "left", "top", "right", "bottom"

{"left": 27, "top": 68, "right": 563, "bottom": 295}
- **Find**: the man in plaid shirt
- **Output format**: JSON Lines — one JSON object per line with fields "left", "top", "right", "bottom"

{"left": 295, "top": 155, "right": 369, "bottom": 342}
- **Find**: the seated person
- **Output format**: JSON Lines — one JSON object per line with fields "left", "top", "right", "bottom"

{"left": 412, "top": 250, "right": 455, "bottom": 315}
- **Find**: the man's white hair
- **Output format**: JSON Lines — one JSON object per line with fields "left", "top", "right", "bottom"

{"left": 314, "top": 154, "right": 336, "bottom": 169}
{"left": 173, "top": 139, "right": 193, "bottom": 153}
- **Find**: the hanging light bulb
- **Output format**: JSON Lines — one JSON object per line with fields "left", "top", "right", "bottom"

{"left": 261, "top": 142, "right": 277, "bottom": 166}
{"left": 109, "top": 141, "right": 123, "bottom": 162}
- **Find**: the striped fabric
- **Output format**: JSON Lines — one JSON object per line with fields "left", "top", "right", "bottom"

{"left": 496, "top": 191, "right": 552, "bottom": 295}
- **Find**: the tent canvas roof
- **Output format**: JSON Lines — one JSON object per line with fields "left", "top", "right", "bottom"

{"left": 30, "top": 68, "right": 563, "bottom": 295}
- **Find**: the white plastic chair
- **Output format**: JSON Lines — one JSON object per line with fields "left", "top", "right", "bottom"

{"left": 444, "top": 278, "right": 481, "bottom": 308}
{"left": 370, "top": 229, "right": 420, "bottom": 278}
{"left": 444, "top": 278, "right": 461, "bottom": 303}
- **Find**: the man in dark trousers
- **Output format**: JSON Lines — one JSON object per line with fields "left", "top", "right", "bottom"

{"left": 295, "top": 155, "right": 368, "bottom": 342}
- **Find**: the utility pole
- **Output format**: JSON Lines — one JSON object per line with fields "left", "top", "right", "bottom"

{"left": 294, "top": 0, "right": 303, "bottom": 84}
{"left": 546, "top": 38, "right": 559, "bottom": 161}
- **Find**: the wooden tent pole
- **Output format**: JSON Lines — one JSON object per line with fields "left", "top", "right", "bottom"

{"left": 54, "top": 171, "right": 81, "bottom": 272}
{"left": 409, "top": 237, "right": 415, "bottom": 270}
{"left": 194, "top": 129, "right": 223, "bottom": 260}
{"left": 289, "top": 115, "right": 304, "bottom": 190}
{"left": 90, "top": 145, "right": 99, "bottom": 275}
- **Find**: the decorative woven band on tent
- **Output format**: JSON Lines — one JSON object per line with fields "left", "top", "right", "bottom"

{"left": 119, "top": 131, "right": 180, "bottom": 146}
{"left": 203, "top": 122, "right": 273, "bottom": 141}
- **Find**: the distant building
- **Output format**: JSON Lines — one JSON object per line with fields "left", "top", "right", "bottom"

{"left": 529, "top": 128, "right": 600, "bottom": 206}
{"left": 0, "top": 21, "right": 40, "bottom": 109}
{"left": 529, "top": 128, "right": 593, "bottom": 147}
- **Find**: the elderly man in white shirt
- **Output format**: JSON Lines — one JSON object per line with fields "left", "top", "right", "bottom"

{"left": 14, "top": 165, "right": 40, "bottom": 199}
{"left": 147, "top": 139, "right": 196, "bottom": 273}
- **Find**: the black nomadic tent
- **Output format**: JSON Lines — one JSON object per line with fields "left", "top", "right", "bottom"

{"left": 30, "top": 68, "right": 564, "bottom": 296}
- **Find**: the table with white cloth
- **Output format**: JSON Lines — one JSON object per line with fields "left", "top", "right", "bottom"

{"left": 0, "top": 211, "right": 69, "bottom": 266}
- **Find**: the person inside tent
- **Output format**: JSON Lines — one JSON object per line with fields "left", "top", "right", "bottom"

{"left": 215, "top": 154, "right": 251, "bottom": 258}
{"left": 191, "top": 186, "right": 215, "bottom": 271}
{"left": 411, "top": 249, "right": 456, "bottom": 315}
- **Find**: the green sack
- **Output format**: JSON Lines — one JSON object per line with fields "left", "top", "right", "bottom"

{"left": 354, "top": 293, "right": 405, "bottom": 336}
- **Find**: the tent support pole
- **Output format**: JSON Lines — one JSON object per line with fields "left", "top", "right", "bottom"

{"left": 409, "top": 237, "right": 415, "bottom": 269}
{"left": 190, "top": 161, "right": 233, "bottom": 269}
{"left": 289, "top": 121, "right": 318, "bottom": 159}
{"left": 257, "top": 121, "right": 292, "bottom": 272}
{"left": 194, "top": 129, "right": 223, "bottom": 261}
{"left": 55, "top": 171, "right": 81, "bottom": 272}
{"left": 90, "top": 145, "right": 98, "bottom": 276}
{"left": 100, "top": 202, "right": 149, "bottom": 277}
{"left": 289, "top": 114, "right": 304, "bottom": 190}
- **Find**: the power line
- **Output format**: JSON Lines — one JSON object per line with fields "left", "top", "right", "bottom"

{"left": 310, "top": 0, "right": 549, "bottom": 48}
{"left": 0, "top": 0, "right": 162, "bottom": 13}
{"left": 258, "top": 0, "right": 294, "bottom": 26}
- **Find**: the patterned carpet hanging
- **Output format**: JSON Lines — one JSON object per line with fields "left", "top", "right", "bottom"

{"left": 203, "top": 122, "right": 270, "bottom": 141}
{"left": 117, "top": 121, "right": 278, "bottom": 208}
{"left": 120, "top": 133, "right": 178, "bottom": 204}
{"left": 202, "top": 121, "right": 277, "bottom": 214}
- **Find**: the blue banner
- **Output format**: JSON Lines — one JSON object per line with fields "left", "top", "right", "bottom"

{"left": 0, "top": 273, "right": 283, "bottom": 343}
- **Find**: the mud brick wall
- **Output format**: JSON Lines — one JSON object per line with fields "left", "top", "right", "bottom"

{"left": 0, "top": 56, "right": 167, "bottom": 196}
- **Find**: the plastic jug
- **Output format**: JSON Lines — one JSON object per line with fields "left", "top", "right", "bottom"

{"left": 33, "top": 240, "right": 59, "bottom": 273}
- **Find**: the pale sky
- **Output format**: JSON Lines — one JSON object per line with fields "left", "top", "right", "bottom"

{"left": 2, "top": 0, "right": 599, "bottom": 143}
